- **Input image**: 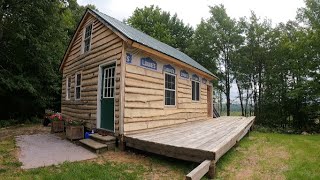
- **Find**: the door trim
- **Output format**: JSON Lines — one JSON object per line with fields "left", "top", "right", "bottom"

{"left": 96, "top": 60, "right": 117, "bottom": 132}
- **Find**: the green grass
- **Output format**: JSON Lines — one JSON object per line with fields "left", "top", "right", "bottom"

{"left": 0, "top": 125, "right": 319, "bottom": 180}
{"left": 215, "top": 132, "right": 320, "bottom": 180}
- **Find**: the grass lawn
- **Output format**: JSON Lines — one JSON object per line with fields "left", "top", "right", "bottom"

{"left": 0, "top": 124, "right": 319, "bottom": 179}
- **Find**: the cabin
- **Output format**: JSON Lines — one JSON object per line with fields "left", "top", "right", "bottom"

{"left": 60, "top": 8, "right": 217, "bottom": 137}
{"left": 60, "top": 8, "right": 254, "bottom": 179}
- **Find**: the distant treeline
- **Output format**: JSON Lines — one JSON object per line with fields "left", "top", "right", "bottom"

{"left": 0, "top": 1, "right": 319, "bottom": 132}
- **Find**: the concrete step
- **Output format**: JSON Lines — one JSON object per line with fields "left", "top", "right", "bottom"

{"left": 79, "top": 139, "right": 108, "bottom": 154}
{"left": 89, "top": 134, "right": 116, "bottom": 144}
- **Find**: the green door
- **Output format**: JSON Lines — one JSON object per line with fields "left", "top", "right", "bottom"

{"left": 100, "top": 64, "right": 115, "bottom": 131}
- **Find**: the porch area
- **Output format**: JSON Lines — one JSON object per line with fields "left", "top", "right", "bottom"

{"left": 124, "top": 116, "right": 254, "bottom": 178}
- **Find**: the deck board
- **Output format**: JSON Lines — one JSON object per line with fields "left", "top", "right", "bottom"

{"left": 125, "top": 116, "right": 255, "bottom": 162}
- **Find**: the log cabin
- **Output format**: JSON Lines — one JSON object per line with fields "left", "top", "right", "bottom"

{"left": 60, "top": 8, "right": 255, "bottom": 178}
{"left": 60, "top": 8, "right": 217, "bottom": 137}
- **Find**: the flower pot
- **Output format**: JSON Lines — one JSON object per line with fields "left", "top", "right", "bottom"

{"left": 66, "top": 125, "right": 84, "bottom": 140}
{"left": 51, "top": 121, "right": 64, "bottom": 133}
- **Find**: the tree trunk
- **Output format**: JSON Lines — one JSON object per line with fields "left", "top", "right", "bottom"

{"left": 236, "top": 80, "right": 244, "bottom": 116}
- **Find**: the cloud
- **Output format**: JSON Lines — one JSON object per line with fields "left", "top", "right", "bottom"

{"left": 78, "top": 0, "right": 305, "bottom": 27}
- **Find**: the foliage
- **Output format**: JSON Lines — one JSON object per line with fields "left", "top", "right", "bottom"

{"left": 126, "top": 5, "right": 194, "bottom": 53}
{"left": 65, "top": 119, "right": 85, "bottom": 126}
{"left": 0, "top": 0, "right": 95, "bottom": 121}
{"left": 48, "top": 113, "right": 63, "bottom": 122}
{"left": 194, "top": 2, "right": 320, "bottom": 131}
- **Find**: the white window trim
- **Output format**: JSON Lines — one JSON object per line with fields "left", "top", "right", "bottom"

{"left": 66, "top": 76, "right": 71, "bottom": 100}
{"left": 191, "top": 80, "right": 200, "bottom": 102}
{"left": 75, "top": 72, "right": 82, "bottom": 100}
{"left": 82, "top": 23, "right": 93, "bottom": 54}
{"left": 102, "top": 66, "right": 115, "bottom": 99}
{"left": 164, "top": 72, "right": 176, "bottom": 107}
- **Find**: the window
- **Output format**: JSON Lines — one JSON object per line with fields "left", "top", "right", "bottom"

{"left": 103, "top": 66, "right": 115, "bottom": 98}
{"left": 165, "top": 73, "right": 176, "bottom": 106}
{"left": 66, "top": 76, "right": 71, "bottom": 100}
{"left": 83, "top": 24, "right": 92, "bottom": 53}
{"left": 192, "top": 80, "right": 200, "bottom": 101}
{"left": 75, "top": 73, "right": 81, "bottom": 100}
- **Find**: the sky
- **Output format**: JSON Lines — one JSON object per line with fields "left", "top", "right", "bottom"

{"left": 77, "top": 0, "right": 305, "bottom": 102}
{"left": 78, "top": 0, "right": 305, "bottom": 27}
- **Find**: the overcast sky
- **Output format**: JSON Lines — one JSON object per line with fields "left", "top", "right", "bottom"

{"left": 78, "top": 0, "right": 305, "bottom": 27}
{"left": 77, "top": 0, "right": 305, "bottom": 102}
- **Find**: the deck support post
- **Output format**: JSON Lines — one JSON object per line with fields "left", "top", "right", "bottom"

{"left": 119, "top": 135, "right": 126, "bottom": 151}
{"left": 207, "top": 161, "right": 216, "bottom": 179}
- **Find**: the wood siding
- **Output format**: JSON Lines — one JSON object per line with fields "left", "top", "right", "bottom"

{"left": 123, "top": 63, "right": 212, "bottom": 134}
{"left": 61, "top": 14, "right": 124, "bottom": 135}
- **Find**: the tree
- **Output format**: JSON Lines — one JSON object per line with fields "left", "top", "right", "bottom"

{"left": 0, "top": 0, "right": 94, "bottom": 120}
{"left": 126, "top": 5, "right": 194, "bottom": 53}
{"left": 193, "top": 5, "right": 243, "bottom": 116}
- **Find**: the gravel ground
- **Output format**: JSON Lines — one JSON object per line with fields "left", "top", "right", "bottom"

{"left": 16, "top": 134, "right": 97, "bottom": 169}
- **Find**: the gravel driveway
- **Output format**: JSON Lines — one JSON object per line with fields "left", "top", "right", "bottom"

{"left": 16, "top": 134, "right": 97, "bottom": 169}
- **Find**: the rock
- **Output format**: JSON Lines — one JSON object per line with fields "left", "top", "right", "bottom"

{"left": 301, "top": 131, "right": 309, "bottom": 135}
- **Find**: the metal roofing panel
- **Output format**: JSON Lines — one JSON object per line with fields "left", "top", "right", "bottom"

{"left": 91, "top": 9, "right": 214, "bottom": 77}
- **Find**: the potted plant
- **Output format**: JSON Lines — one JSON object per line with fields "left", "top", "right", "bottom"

{"left": 49, "top": 113, "right": 64, "bottom": 133}
{"left": 65, "top": 119, "right": 85, "bottom": 141}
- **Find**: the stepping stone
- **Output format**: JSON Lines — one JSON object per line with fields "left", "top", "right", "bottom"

{"left": 79, "top": 139, "right": 108, "bottom": 154}
{"left": 89, "top": 134, "right": 116, "bottom": 144}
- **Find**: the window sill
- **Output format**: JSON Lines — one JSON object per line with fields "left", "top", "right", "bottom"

{"left": 164, "top": 105, "right": 177, "bottom": 109}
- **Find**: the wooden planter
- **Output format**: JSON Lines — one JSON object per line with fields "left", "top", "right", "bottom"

{"left": 51, "top": 121, "right": 64, "bottom": 133}
{"left": 66, "top": 125, "right": 84, "bottom": 140}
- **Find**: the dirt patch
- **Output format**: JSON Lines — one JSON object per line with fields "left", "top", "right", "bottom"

{"left": 0, "top": 124, "right": 50, "bottom": 141}
{"left": 95, "top": 150, "right": 185, "bottom": 179}
{"left": 220, "top": 136, "right": 290, "bottom": 180}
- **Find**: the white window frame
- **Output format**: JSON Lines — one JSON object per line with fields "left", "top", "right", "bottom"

{"left": 83, "top": 23, "right": 93, "bottom": 53}
{"left": 192, "top": 80, "right": 200, "bottom": 102}
{"left": 75, "top": 72, "right": 82, "bottom": 100}
{"left": 103, "top": 66, "right": 115, "bottom": 98}
{"left": 66, "top": 76, "right": 71, "bottom": 100}
{"left": 164, "top": 72, "right": 176, "bottom": 107}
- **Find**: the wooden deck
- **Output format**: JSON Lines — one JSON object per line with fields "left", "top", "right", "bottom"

{"left": 124, "top": 116, "right": 255, "bottom": 163}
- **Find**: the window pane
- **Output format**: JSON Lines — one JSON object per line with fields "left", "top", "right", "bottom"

{"left": 76, "top": 74, "right": 81, "bottom": 86}
{"left": 165, "top": 74, "right": 175, "bottom": 90}
{"left": 196, "top": 82, "right": 200, "bottom": 101}
{"left": 67, "top": 77, "right": 71, "bottom": 88}
{"left": 85, "top": 24, "right": 92, "bottom": 38}
{"left": 104, "top": 88, "right": 108, "bottom": 98}
{"left": 111, "top": 68, "right": 115, "bottom": 77}
{"left": 165, "top": 90, "right": 175, "bottom": 105}
{"left": 111, "top": 78, "right": 114, "bottom": 87}
{"left": 76, "top": 87, "right": 80, "bottom": 99}
{"left": 110, "top": 87, "right": 114, "bottom": 97}
{"left": 192, "top": 81, "right": 195, "bottom": 100}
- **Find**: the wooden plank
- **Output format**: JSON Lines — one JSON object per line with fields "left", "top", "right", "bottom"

{"left": 125, "top": 137, "right": 215, "bottom": 163}
{"left": 186, "top": 160, "right": 211, "bottom": 180}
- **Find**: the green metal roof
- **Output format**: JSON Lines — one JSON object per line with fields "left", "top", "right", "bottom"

{"left": 90, "top": 9, "right": 214, "bottom": 77}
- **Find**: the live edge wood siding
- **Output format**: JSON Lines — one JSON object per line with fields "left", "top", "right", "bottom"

{"left": 61, "top": 13, "right": 213, "bottom": 136}
{"left": 123, "top": 59, "right": 212, "bottom": 134}
{"left": 61, "top": 14, "right": 123, "bottom": 135}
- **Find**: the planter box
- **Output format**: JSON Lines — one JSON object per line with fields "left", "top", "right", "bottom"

{"left": 51, "top": 121, "right": 64, "bottom": 133}
{"left": 66, "top": 125, "right": 84, "bottom": 140}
